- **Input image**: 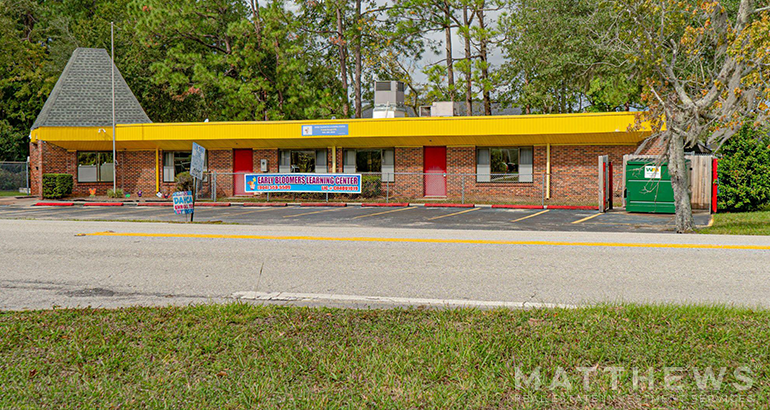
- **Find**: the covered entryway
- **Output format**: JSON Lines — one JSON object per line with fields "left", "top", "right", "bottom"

{"left": 424, "top": 146, "right": 447, "bottom": 197}
{"left": 233, "top": 149, "right": 253, "bottom": 196}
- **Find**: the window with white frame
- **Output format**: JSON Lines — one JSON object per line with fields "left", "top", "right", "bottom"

{"left": 342, "top": 149, "right": 395, "bottom": 182}
{"left": 279, "top": 150, "right": 327, "bottom": 173}
{"left": 77, "top": 152, "right": 114, "bottom": 183}
{"left": 163, "top": 151, "right": 207, "bottom": 182}
{"left": 476, "top": 147, "right": 533, "bottom": 182}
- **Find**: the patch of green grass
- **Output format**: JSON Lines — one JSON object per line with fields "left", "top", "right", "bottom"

{"left": 1, "top": 304, "right": 768, "bottom": 408}
{"left": 0, "top": 191, "right": 21, "bottom": 197}
{"left": 699, "top": 208, "right": 770, "bottom": 235}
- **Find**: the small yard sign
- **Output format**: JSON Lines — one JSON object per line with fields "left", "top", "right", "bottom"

{"left": 172, "top": 191, "right": 194, "bottom": 215}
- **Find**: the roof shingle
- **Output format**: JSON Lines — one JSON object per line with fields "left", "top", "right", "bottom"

{"left": 31, "top": 48, "right": 151, "bottom": 130}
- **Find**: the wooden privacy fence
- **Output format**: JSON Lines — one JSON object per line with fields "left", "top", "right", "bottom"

{"left": 622, "top": 154, "right": 714, "bottom": 210}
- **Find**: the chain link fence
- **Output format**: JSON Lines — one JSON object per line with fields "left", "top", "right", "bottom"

{"left": 0, "top": 161, "right": 30, "bottom": 195}
{"left": 200, "top": 170, "right": 611, "bottom": 206}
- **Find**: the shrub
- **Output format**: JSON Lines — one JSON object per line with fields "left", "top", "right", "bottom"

{"left": 175, "top": 171, "right": 194, "bottom": 192}
{"left": 41, "top": 174, "right": 73, "bottom": 199}
{"left": 0, "top": 168, "right": 25, "bottom": 191}
{"left": 361, "top": 175, "right": 382, "bottom": 198}
{"left": 107, "top": 188, "right": 124, "bottom": 198}
{"left": 717, "top": 126, "right": 770, "bottom": 212}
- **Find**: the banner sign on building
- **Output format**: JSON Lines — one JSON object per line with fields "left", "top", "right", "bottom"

{"left": 301, "top": 124, "right": 348, "bottom": 136}
{"left": 190, "top": 142, "right": 206, "bottom": 180}
{"left": 172, "top": 191, "right": 194, "bottom": 214}
{"left": 244, "top": 173, "right": 362, "bottom": 194}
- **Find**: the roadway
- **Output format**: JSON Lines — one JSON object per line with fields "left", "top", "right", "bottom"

{"left": 1, "top": 218, "right": 768, "bottom": 310}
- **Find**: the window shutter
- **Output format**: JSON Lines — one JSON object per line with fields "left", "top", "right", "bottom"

{"left": 519, "top": 147, "right": 533, "bottom": 182}
{"left": 343, "top": 150, "right": 356, "bottom": 174}
{"left": 476, "top": 148, "right": 490, "bottom": 182}
{"left": 382, "top": 149, "right": 395, "bottom": 182}
{"left": 315, "top": 149, "right": 327, "bottom": 173}
{"left": 163, "top": 152, "right": 175, "bottom": 182}
{"left": 279, "top": 151, "right": 291, "bottom": 173}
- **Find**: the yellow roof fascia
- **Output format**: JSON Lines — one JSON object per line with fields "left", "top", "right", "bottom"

{"left": 34, "top": 112, "right": 653, "bottom": 151}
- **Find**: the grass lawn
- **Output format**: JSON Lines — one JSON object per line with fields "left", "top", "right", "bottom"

{"left": 1, "top": 304, "right": 768, "bottom": 409}
{"left": 0, "top": 191, "right": 20, "bottom": 197}
{"left": 699, "top": 208, "right": 770, "bottom": 235}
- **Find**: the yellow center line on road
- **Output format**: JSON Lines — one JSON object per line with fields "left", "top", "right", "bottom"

{"left": 352, "top": 206, "right": 415, "bottom": 219}
{"left": 572, "top": 213, "right": 602, "bottom": 224}
{"left": 83, "top": 231, "right": 770, "bottom": 250}
{"left": 283, "top": 208, "right": 342, "bottom": 218}
{"left": 511, "top": 209, "right": 549, "bottom": 223}
{"left": 427, "top": 207, "right": 480, "bottom": 221}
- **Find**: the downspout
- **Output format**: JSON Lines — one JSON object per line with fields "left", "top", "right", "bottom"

{"left": 155, "top": 148, "right": 160, "bottom": 193}
{"left": 546, "top": 144, "right": 551, "bottom": 200}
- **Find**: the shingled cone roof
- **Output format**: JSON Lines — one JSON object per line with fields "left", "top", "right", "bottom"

{"left": 31, "top": 48, "right": 151, "bottom": 130}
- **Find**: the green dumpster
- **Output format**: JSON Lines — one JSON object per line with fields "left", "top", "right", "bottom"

{"left": 625, "top": 161, "right": 687, "bottom": 214}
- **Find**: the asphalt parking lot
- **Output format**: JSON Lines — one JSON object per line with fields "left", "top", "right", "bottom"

{"left": 0, "top": 202, "right": 712, "bottom": 233}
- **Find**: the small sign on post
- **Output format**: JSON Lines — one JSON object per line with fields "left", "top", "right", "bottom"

{"left": 172, "top": 191, "right": 194, "bottom": 217}
{"left": 190, "top": 142, "right": 206, "bottom": 181}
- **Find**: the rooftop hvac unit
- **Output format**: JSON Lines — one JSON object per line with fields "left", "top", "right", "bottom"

{"left": 373, "top": 81, "right": 406, "bottom": 118}
{"left": 420, "top": 101, "right": 459, "bottom": 117}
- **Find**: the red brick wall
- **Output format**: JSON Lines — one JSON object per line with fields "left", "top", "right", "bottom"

{"left": 393, "top": 147, "right": 423, "bottom": 198}
{"left": 31, "top": 142, "right": 636, "bottom": 204}
{"left": 29, "top": 142, "right": 43, "bottom": 197}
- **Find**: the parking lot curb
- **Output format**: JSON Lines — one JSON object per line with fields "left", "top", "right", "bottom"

{"left": 491, "top": 204, "right": 543, "bottom": 209}
{"left": 82, "top": 202, "right": 123, "bottom": 206}
{"left": 423, "top": 203, "right": 475, "bottom": 208}
{"left": 300, "top": 202, "right": 347, "bottom": 207}
{"left": 546, "top": 205, "right": 599, "bottom": 210}
{"left": 361, "top": 203, "right": 409, "bottom": 207}
{"left": 196, "top": 202, "right": 231, "bottom": 207}
{"left": 33, "top": 202, "right": 74, "bottom": 206}
{"left": 136, "top": 202, "right": 173, "bottom": 207}
{"left": 241, "top": 202, "right": 288, "bottom": 207}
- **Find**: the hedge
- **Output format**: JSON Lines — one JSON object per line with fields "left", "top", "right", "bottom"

{"left": 42, "top": 174, "right": 73, "bottom": 199}
{"left": 717, "top": 126, "right": 770, "bottom": 212}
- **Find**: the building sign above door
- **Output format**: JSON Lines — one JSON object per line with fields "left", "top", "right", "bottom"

{"left": 301, "top": 124, "right": 349, "bottom": 136}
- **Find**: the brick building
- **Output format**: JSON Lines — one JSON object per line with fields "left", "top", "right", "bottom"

{"left": 29, "top": 48, "right": 655, "bottom": 205}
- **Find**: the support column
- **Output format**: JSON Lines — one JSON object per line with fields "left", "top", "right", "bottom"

{"left": 155, "top": 148, "right": 160, "bottom": 193}
{"left": 546, "top": 144, "right": 551, "bottom": 199}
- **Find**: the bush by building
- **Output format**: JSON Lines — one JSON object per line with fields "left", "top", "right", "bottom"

{"left": 175, "top": 172, "right": 194, "bottom": 192}
{"left": 717, "top": 126, "right": 770, "bottom": 212}
{"left": 361, "top": 175, "right": 382, "bottom": 198}
{"left": 41, "top": 174, "right": 73, "bottom": 199}
{"left": 107, "top": 188, "right": 124, "bottom": 198}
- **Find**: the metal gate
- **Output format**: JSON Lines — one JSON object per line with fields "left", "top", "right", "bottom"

{"left": 0, "top": 160, "right": 30, "bottom": 194}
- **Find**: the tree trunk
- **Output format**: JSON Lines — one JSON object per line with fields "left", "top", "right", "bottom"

{"left": 477, "top": 7, "right": 492, "bottom": 115}
{"left": 337, "top": 6, "right": 349, "bottom": 118}
{"left": 353, "top": 0, "right": 362, "bottom": 118}
{"left": 444, "top": 5, "right": 454, "bottom": 102}
{"left": 667, "top": 132, "right": 694, "bottom": 233}
{"left": 463, "top": 6, "right": 473, "bottom": 116}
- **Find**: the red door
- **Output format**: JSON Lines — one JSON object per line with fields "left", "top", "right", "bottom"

{"left": 424, "top": 146, "right": 447, "bottom": 197}
{"left": 233, "top": 149, "right": 253, "bottom": 196}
